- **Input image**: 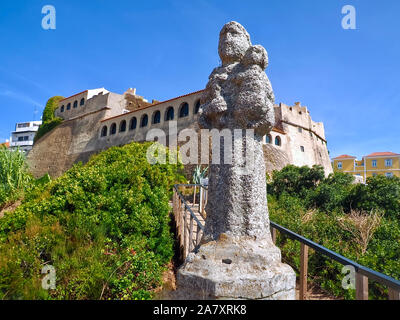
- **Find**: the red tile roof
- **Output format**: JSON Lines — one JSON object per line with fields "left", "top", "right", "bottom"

{"left": 0, "top": 142, "right": 9, "bottom": 148}
{"left": 60, "top": 90, "right": 88, "bottom": 102}
{"left": 365, "top": 152, "right": 400, "bottom": 157}
{"left": 101, "top": 89, "right": 205, "bottom": 123}
{"left": 332, "top": 154, "right": 356, "bottom": 160}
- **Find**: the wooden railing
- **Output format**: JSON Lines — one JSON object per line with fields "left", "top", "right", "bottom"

{"left": 173, "top": 184, "right": 207, "bottom": 259}
{"left": 172, "top": 184, "right": 400, "bottom": 300}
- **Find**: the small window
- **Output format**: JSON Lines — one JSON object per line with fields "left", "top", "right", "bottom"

{"left": 372, "top": 160, "right": 377, "bottom": 167}
{"left": 24, "top": 136, "right": 29, "bottom": 141}
{"left": 80, "top": 98, "right": 85, "bottom": 106}
{"left": 194, "top": 100, "right": 201, "bottom": 114}
{"left": 129, "top": 117, "right": 137, "bottom": 130}
{"left": 165, "top": 107, "right": 174, "bottom": 121}
{"left": 18, "top": 136, "right": 24, "bottom": 141}
{"left": 385, "top": 159, "right": 393, "bottom": 167}
{"left": 153, "top": 111, "right": 161, "bottom": 124}
{"left": 265, "top": 134, "right": 272, "bottom": 144}
{"left": 141, "top": 114, "right": 148, "bottom": 127}
{"left": 67, "top": 103, "right": 71, "bottom": 110}
{"left": 73, "top": 101, "right": 78, "bottom": 108}
{"left": 101, "top": 126, "right": 108, "bottom": 137}
{"left": 119, "top": 120, "right": 127, "bottom": 132}
{"left": 385, "top": 172, "right": 393, "bottom": 178}
{"left": 110, "top": 123, "right": 117, "bottom": 135}
{"left": 179, "top": 102, "right": 189, "bottom": 118}
{"left": 61, "top": 105, "right": 65, "bottom": 112}
{"left": 298, "top": 127, "right": 302, "bottom": 133}
{"left": 337, "top": 161, "right": 343, "bottom": 169}
{"left": 300, "top": 146, "right": 305, "bottom": 152}
{"left": 274, "top": 136, "right": 281, "bottom": 147}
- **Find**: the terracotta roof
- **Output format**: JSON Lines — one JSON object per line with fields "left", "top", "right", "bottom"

{"left": 332, "top": 154, "right": 356, "bottom": 160}
{"left": 364, "top": 152, "right": 400, "bottom": 157}
{"left": 0, "top": 142, "right": 9, "bottom": 148}
{"left": 60, "top": 90, "right": 88, "bottom": 102}
{"left": 101, "top": 89, "right": 205, "bottom": 123}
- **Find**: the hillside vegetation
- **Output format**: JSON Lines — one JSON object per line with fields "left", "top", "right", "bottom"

{"left": 0, "top": 142, "right": 185, "bottom": 299}
{"left": 268, "top": 165, "right": 400, "bottom": 299}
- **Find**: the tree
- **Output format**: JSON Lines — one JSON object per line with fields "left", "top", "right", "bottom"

{"left": 269, "top": 165, "right": 325, "bottom": 197}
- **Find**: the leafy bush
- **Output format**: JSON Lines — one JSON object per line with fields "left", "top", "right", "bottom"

{"left": 0, "top": 142, "right": 185, "bottom": 299}
{"left": 42, "top": 96, "right": 64, "bottom": 123}
{"left": 34, "top": 96, "right": 65, "bottom": 143}
{"left": 268, "top": 165, "right": 400, "bottom": 300}
{"left": 268, "top": 165, "right": 324, "bottom": 198}
{"left": 0, "top": 147, "right": 32, "bottom": 208}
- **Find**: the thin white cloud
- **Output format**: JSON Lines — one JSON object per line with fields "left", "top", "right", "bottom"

{"left": 0, "top": 89, "right": 44, "bottom": 109}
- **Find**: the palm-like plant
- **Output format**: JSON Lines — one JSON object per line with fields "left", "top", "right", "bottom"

{"left": 192, "top": 165, "right": 208, "bottom": 185}
{"left": 0, "top": 147, "right": 32, "bottom": 207}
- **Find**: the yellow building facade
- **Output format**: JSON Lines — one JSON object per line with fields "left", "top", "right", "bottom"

{"left": 332, "top": 152, "right": 400, "bottom": 182}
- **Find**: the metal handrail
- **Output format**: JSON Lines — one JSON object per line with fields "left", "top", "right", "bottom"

{"left": 173, "top": 184, "right": 400, "bottom": 299}
{"left": 270, "top": 221, "right": 400, "bottom": 291}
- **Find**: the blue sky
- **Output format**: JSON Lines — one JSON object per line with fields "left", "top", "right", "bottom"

{"left": 0, "top": 0, "right": 399, "bottom": 159}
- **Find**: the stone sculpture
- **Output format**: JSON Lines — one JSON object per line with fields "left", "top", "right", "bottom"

{"left": 177, "top": 21, "right": 296, "bottom": 300}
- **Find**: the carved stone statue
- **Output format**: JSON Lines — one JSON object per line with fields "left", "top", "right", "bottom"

{"left": 177, "top": 21, "right": 296, "bottom": 300}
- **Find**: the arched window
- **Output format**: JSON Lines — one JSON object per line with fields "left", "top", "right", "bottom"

{"left": 165, "top": 107, "right": 174, "bottom": 121}
{"left": 141, "top": 114, "right": 148, "bottom": 127}
{"left": 179, "top": 102, "right": 189, "bottom": 118}
{"left": 152, "top": 110, "right": 161, "bottom": 124}
{"left": 67, "top": 103, "right": 71, "bottom": 110}
{"left": 80, "top": 98, "right": 85, "bottom": 106}
{"left": 275, "top": 136, "right": 281, "bottom": 146}
{"left": 129, "top": 117, "right": 137, "bottom": 130}
{"left": 194, "top": 100, "right": 201, "bottom": 114}
{"left": 73, "top": 101, "right": 78, "bottom": 108}
{"left": 265, "top": 134, "right": 272, "bottom": 144}
{"left": 110, "top": 123, "right": 117, "bottom": 135}
{"left": 119, "top": 120, "right": 126, "bottom": 132}
{"left": 61, "top": 106, "right": 65, "bottom": 112}
{"left": 101, "top": 126, "right": 108, "bottom": 137}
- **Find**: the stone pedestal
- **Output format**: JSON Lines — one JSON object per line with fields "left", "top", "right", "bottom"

{"left": 177, "top": 234, "right": 295, "bottom": 300}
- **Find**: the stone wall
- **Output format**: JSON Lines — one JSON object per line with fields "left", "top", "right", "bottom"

{"left": 28, "top": 89, "right": 333, "bottom": 178}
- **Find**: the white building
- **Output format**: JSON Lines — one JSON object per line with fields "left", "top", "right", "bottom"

{"left": 10, "top": 121, "right": 42, "bottom": 153}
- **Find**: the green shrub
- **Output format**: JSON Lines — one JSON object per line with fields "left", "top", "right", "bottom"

{"left": 268, "top": 165, "right": 324, "bottom": 198}
{"left": 42, "top": 96, "right": 64, "bottom": 123}
{"left": 268, "top": 165, "right": 400, "bottom": 300}
{"left": 0, "top": 142, "right": 185, "bottom": 300}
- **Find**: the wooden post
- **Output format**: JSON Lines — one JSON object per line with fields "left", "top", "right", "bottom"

{"left": 196, "top": 224, "right": 202, "bottom": 246}
{"left": 193, "top": 185, "right": 197, "bottom": 208}
{"left": 183, "top": 207, "right": 188, "bottom": 259}
{"left": 189, "top": 214, "right": 194, "bottom": 252}
{"left": 299, "top": 243, "right": 308, "bottom": 300}
{"left": 356, "top": 272, "right": 368, "bottom": 300}
{"left": 271, "top": 227, "right": 276, "bottom": 244}
{"left": 388, "top": 287, "right": 400, "bottom": 300}
{"left": 199, "top": 186, "right": 203, "bottom": 214}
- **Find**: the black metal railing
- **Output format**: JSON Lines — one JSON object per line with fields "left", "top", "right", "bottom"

{"left": 172, "top": 184, "right": 400, "bottom": 300}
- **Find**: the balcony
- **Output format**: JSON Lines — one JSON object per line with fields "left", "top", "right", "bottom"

{"left": 10, "top": 141, "right": 33, "bottom": 147}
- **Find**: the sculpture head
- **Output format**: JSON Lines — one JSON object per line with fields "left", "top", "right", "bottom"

{"left": 218, "top": 21, "right": 251, "bottom": 65}
{"left": 242, "top": 45, "right": 269, "bottom": 70}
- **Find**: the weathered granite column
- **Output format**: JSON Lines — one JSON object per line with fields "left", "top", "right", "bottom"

{"left": 176, "top": 21, "right": 296, "bottom": 300}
